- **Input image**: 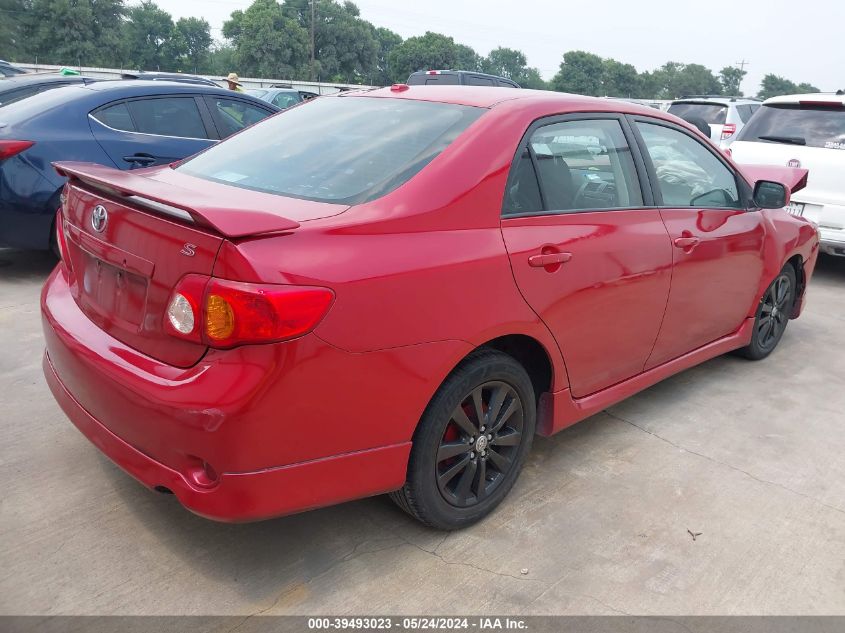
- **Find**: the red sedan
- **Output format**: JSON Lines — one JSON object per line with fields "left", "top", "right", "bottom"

{"left": 42, "top": 86, "right": 819, "bottom": 529}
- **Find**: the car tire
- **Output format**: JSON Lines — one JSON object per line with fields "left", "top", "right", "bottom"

{"left": 390, "top": 349, "right": 536, "bottom": 530}
{"left": 737, "top": 264, "right": 797, "bottom": 361}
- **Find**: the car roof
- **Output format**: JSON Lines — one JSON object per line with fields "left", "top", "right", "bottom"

{"left": 82, "top": 80, "right": 242, "bottom": 97}
{"left": 762, "top": 93, "right": 845, "bottom": 106}
{"left": 0, "top": 73, "right": 91, "bottom": 88}
{"left": 347, "top": 85, "right": 666, "bottom": 116}
{"left": 671, "top": 97, "right": 760, "bottom": 105}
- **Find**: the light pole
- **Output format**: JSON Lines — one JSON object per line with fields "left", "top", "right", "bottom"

{"left": 310, "top": 0, "right": 315, "bottom": 81}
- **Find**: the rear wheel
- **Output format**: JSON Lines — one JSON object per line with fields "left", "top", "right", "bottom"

{"left": 738, "top": 265, "right": 796, "bottom": 360}
{"left": 390, "top": 349, "right": 535, "bottom": 530}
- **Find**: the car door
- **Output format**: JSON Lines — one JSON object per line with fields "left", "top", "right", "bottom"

{"left": 630, "top": 117, "right": 765, "bottom": 369}
{"left": 501, "top": 114, "right": 673, "bottom": 398}
{"left": 89, "top": 95, "right": 215, "bottom": 169}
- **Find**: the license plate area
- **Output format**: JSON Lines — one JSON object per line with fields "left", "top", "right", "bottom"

{"left": 79, "top": 250, "right": 148, "bottom": 329}
{"left": 785, "top": 202, "right": 805, "bottom": 216}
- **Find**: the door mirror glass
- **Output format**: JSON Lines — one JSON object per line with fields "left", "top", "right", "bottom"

{"left": 753, "top": 180, "right": 788, "bottom": 209}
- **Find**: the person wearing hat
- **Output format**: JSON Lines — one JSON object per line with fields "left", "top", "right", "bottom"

{"left": 225, "top": 72, "right": 244, "bottom": 92}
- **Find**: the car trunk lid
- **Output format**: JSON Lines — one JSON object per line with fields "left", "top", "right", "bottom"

{"left": 54, "top": 162, "right": 342, "bottom": 367}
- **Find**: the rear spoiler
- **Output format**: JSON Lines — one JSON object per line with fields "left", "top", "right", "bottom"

{"left": 739, "top": 164, "right": 809, "bottom": 195}
{"left": 53, "top": 161, "right": 300, "bottom": 238}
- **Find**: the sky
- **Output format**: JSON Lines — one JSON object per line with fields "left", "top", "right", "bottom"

{"left": 156, "top": 0, "right": 843, "bottom": 95}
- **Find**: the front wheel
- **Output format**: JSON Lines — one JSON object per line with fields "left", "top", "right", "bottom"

{"left": 738, "top": 264, "right": 796, "bottom": 360}
{"left": 390, "top": 349, "right": 536, "bottom": 530}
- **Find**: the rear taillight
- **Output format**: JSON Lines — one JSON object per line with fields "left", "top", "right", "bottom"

{"left": 165, "top": 275, "right": 334, "bottom": 348}
{"left": 0, "top": 140, "right": 34, "bottom": 160}
{"left": 721, "top": 123, "right": 737, "bottom": 140}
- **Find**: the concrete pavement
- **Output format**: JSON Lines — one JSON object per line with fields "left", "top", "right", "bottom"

{"left": 1, "top": 248, "right": 843, "bottom": 615}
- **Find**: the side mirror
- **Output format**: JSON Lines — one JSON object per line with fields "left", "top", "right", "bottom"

{"left": 753, "top": 180, "right": 789, "bottom": 209}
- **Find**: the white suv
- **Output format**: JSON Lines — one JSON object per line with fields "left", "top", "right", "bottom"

{"left": 667, "top": 96, "right": 761, "bottom": 148}
{"left": 730, "top": 93, "right": 845, "bottom": 257}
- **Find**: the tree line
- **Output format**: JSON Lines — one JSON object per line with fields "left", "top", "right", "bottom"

{"left": 0, "top": 0, "right": 824, "bottom": 99}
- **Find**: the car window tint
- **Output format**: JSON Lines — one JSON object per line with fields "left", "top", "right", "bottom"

{"left": 209, "top": 98, "right": 272, "bottom": 137}
{"left": 0, "top": 85, "right": 41, "bottom": 107}
{"left": 515, "top": 119, "right": 643, "bottom": 214}
{"left": 636, "top": 122, "right": 741, "bottom": 208}
{"left": 422, "top": 75, "right": 460, "bottom": 85}
{"left": 179, "top": 96, "right": 482, "bottom": 204}
{"left": 92, "top": 102, "right": 136, "bottom": 132}
{"left": 737, "top": 104, "right": 845, "bottom": 149}
{"left": 736, "top": 105, "right": 753, "bottom": 123}
{"left": 125, "top": 97, "right": 207, "bottom": 138}
{"left": 271, "top": 92, "right": 301, "bottom": 109}
{"left": 503, "top": 151, "right": 543, "bottom": 214}
{"left": 468, "top": 76, "right": 495, "bottom": 86}
{"left": 667, "top": 103, "right": 728, "bottom": 125}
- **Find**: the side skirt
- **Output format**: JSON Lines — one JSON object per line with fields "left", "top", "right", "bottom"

{"left": 537, "top": 317, "right": 755, "bottom": 436}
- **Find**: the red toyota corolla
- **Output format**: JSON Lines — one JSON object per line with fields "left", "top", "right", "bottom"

{"left": 42, "top": 86, "right": 819, "bottom": 529}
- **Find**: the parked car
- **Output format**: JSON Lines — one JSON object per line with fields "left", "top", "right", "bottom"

{"left": 407, "top": 69, "right": 520, "bottom": 88}
{"left": 0, "top": 60, "right": 27, "bottom": 77}
{"left": 730, "top": 92, "right": 845, "bottom": 256}
{"left": 0, "top": 81, "right": 278, "bottom": 252}
{"left": 0, "top": 73, "right": 100, "bottom": 108}
{"left": 668, "top": 96, "right": 761, "bottom": 148}
{"left": 120, "top": 71, "right": 219, "bottom": 87}
{"left": 246, "top": 87, "right": 305, "bottom": 110}
{"left": 42, "top": 87, "right": 817, "bottom": 529}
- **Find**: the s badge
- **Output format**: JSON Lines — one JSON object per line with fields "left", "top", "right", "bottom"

{"left": 180, "top": 243, "right": 197, "bottom": 257}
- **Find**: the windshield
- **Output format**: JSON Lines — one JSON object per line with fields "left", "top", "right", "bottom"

{"left": 668, "top": 102, "right": 728, "bottom": 125}
{"left": 737, "top": 104, "right": 845, "bottom": 149}
{"left": 178, "top": 96, "right": 483, "bottom": 204}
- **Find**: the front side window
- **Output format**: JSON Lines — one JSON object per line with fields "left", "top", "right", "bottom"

{"left": 179, "top": 96, "right": 483, "bottom": 204}
{"left": 504, "top": 118, "right": 643, "bottom": 215}
{"left": 208, "top": 97, "right": 273, "bottom": 137}
{"left": 126, "top": 97, "right": 207, "bottom": 139}
{"left": 636, "top": 122, "right": 741, "bottom": 208}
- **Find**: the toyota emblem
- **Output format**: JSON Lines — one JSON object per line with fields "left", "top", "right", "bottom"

{"left": 787, "top": 158, "right": 801, "bottom": 168}
{"left": 91, "top": 205, "right": 108, "bottom": 233}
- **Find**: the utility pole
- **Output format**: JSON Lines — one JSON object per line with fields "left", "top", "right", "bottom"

{"left": 310, "top": 0, "right": 316, "bottom": 81}
{"left": 736, "top": 60, "right": 749, "bottom": 73}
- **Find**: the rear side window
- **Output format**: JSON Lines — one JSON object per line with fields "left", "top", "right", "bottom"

{"left": 92, "top": 102, "right": 135, "bottom": 131}
{"left": 738, "top": 104, "right": 845, "bottom": 149}
{"left": 504, "top": 119, "right": 643, "bottom": 214}
{"left": 179, "top": 96, "right": 483, "bottom": 204}
{"left": 668, "top": 102, "right": 728, "bottom": 125}
{"left": 468, "top": 76, "right": 495, "bottom": 86}
{"left": 126, "top": 97, "right": 207, "bottom": 139}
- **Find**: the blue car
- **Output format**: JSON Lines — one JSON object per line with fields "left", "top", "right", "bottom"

{"left": 0, "top": 81, "right": 279, "bottom": 252}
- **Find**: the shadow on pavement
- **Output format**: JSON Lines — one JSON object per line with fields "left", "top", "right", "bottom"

{"left": 0, "top": 248, "right": 57, "bottom": 282}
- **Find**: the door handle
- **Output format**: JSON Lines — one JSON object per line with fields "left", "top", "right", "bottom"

{"left": 673, "top": 236, "right": 701, "bottom": 249}
{"left": 123, "top": 153, "right": 156, "bottom": 167}
{"left": 528, "top": 252, "right": 572, "bottom": 267}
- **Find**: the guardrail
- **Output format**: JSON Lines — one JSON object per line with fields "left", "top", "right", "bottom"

{"left": 11, "top": 63, "right": 376, "bottom": 95}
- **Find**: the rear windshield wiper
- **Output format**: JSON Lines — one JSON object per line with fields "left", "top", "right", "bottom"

{"left": 757, "top": 135, "right": 807, "bottom": 146}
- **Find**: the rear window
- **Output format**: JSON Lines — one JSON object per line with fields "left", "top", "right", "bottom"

{"left": 737, "top": 104, "right": 845, "bottom": 149}
{"left": 407, "top": 73, "right": 461, "bottom": 86}
{"left": 668, "top": 102, "right": 728, "bottom": 125}
{"left": 178, "top": 96, "right": 483, "bottom": 204}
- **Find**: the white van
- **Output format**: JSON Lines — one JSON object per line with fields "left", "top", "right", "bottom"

{"left": 730, "top": 93, "right": 845, "bottom": 256}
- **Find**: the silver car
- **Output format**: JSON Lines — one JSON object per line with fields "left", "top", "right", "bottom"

{"left": 668, "top": 96, "right": 761, "bottom": 148}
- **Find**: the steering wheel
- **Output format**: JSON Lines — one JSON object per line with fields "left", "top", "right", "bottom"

{"left": 571, "top": 180, "right": 593, "bottom": 209}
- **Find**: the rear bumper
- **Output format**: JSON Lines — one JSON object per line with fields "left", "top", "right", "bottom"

{"left": 44, "top": 352, "right": 409, "bottom": 522}
{"left": 40, "top": 265, "right": 467, "bottom": 521}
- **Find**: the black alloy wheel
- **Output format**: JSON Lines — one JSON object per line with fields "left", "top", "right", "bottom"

{"left": 738, "top": 264, "right": 797, "bottom": 360}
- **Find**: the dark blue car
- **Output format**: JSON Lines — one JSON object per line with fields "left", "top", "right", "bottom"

{"left": 0, "top": 81, "right": 279, "bottom": 251}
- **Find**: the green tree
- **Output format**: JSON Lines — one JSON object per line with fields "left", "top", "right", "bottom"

{"left": 0, "top": 0, "right": 27, "bottom": 60}
{"left": 601, "top": 58, "right": 640, "bottom": 97}
{"left": 206, "top": 43, "right": 237, "bottom": 77}
{"left": 176, "top": 17, "right": 212, "bottom": 73}
{"left": 551, "top": 50, "right": 604, "bottom": 96}
{"left": 223, "top": 0, "right": 309, "bottom": 79}
{"left": 22, "top": 0, "right": 126, "bottom": 67}
{"left": 482, "top": 47, "right": 545, "bottom": 89}
{"left": 757, "top": 74, "right": 797, "bottom": 99}
{"left": 124, "top": 1, "right": 185, "bottom": 71}
{"left": 719, "top": 66, "right": 746, "bottom": 96}
{"left": 371, "top": 26, "right": 402, "bottom": 85}
{"left": 796, "top": 82, "right": 820, "bottom": 93}
{"left": 387, "top": 31, "right": 479, "bottom": 82}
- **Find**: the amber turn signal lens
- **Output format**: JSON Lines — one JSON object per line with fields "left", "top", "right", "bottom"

{"left": 205, "top": 294, "right": 235, "bottom": 340}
